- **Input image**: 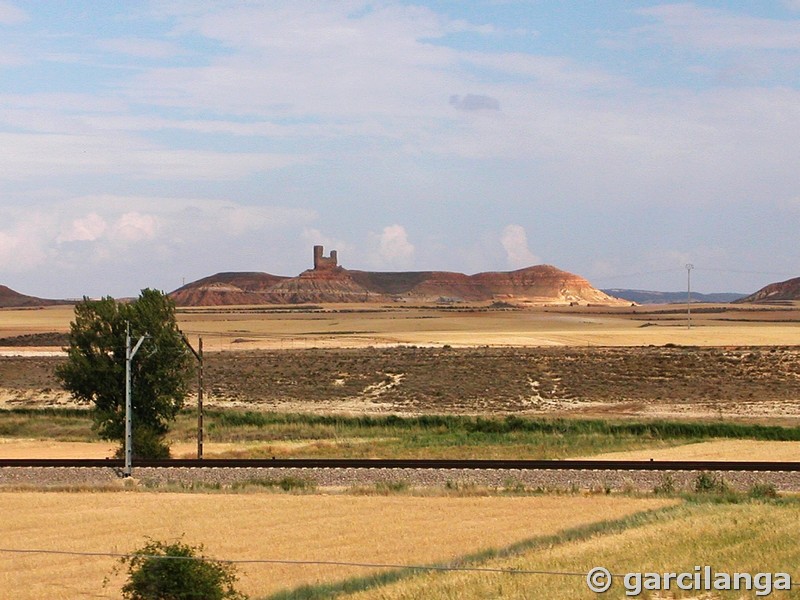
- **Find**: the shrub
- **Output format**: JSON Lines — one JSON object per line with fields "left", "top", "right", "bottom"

{"left": 119, "top": 539, "right": 247, "bottom": 600}
{"left": 748, "top": 482, "right": 779, "bottom": 499}
{"left": 694, "top": 472, "right": 728, "bottom": 494}
{"left": 653, "top": 474, "right": 676, "bottom": 495}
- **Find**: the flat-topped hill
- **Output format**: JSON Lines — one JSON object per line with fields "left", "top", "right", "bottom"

{"left": 170, "top": 246, "right": 626, "bottom": 306}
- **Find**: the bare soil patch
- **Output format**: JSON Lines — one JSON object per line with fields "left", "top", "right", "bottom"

{"left": 2, "top": 345, "right": 800, "bottom": 420}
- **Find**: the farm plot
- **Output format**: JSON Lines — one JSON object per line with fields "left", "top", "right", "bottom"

{"left": 0, "top": 492, "right": 672, "bottom": 599}
{"left": 3, "top": 345, "right": 800, "bottom": 419}
{"left": 342, "top": 501, "right": 800, "bottom": 600}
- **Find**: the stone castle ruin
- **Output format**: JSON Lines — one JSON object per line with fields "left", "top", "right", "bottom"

{"left": 313, "top": 245, "right": 339, "bottom": 271}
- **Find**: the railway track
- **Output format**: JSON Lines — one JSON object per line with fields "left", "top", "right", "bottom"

{"left": 1, "top": 458, "right": 799, "bottom": 471}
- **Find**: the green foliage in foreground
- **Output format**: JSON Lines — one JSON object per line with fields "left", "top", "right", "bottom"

{"left": 55, "top": 289, "right": 193, "bottom": 457}
{"left": 119, "top": 538, "right": 247, "bottom": 600}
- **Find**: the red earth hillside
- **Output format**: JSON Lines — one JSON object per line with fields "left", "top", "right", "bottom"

{"left": 169, "top": 245, "right": 626, "bottom": 307}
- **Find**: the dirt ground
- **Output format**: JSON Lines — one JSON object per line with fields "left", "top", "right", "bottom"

{"left": 1, "top": 345, "right": 799, "bottom": 420}
{"left": 2, "top": 303, "right": 799, "bottom": 421}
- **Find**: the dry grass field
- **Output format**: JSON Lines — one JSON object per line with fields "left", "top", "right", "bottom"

{"left": 341, "top": 501, "right": 800, "bottom": 600}
{"left": 0, "top": 438, "right": 250, "bottom": 459}
{"left": 583, "top": 439, "right": 800, "bottom": 461}
{"left": 2, "top": 303, "right": 800, "bottom": 352}
{"left": 2, "top": 438, "right": 799, "bottom": 462}
{"left": 0, "top": 491, "right": 672, "bottom": 599}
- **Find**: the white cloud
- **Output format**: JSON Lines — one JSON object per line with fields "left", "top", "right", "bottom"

{"left": 57, "top": 213, "right": 107, "bottom": 243}
{"left": 371, "top": 224, "right": 415, "bottom": 268}
{"left": 636, "top": 4, "right": 800, "bottom": 51}
{"left": 0, "top": 132, "right": 306, "bottom": 181}
{"left": 0, "top": 1, "right": 26, "bottom": 25}
{"left": 500, "top": 224, "right": 539, "bottom": 269}
{"left": 0, "top": 212, "right": 51, "bottom": 271}
{"left": 111, "top": 212, "right": 159, "bottom": 242}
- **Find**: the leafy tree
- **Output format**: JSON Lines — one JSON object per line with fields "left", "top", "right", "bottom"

{"left": 119, "top": 538, "right": 248, "bottom": 600}
{"left": 56, "top": 289, "right": 193, "bottom": 458}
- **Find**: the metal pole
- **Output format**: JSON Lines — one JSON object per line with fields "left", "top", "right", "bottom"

{"left": 686, "top": 264, "right": 694, "bottom": 330}
{"left": 124, "top": 323, "right": 132, "bottom": 477}
{"left": 124, "top": 322, "right": 147, "bottom": 478}
{"left": 180, "top": 333, "right": 205, "bottom": 460}
{"left": 197, "top": 337, "right": 204, "bottom": 460}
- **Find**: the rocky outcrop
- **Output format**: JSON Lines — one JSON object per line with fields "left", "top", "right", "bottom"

{"left": 735, "top": 276, "right": 800, "bottom": 304}
{"left": 171, "top": 251, "right": 626, "bottom": 306}
{"left": 264, "top": 268, "right": 374, "bottom": 303}
{"left": 169, "top": 272, "right": 287, "bottom": 306}
{"left": 472, "top": 265, "right": 618, "bottom": 304}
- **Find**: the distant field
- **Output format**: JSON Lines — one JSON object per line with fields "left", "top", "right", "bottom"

{"left": 2, "top": 303, "right": 800, "bottom": 351}
{"left": 3, "top": 345, "right": 800, "bottom": 420}
{"left": 0, "top": 491, "right": 671, "bottom": 599}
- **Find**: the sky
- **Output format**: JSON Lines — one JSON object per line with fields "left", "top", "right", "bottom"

{"left": 1, "top": 1, "right": 800, "bottom": 298}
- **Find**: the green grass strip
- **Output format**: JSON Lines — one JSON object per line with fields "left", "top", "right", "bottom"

{"left": 258, "top": 503, "right": 685, "bottom": 600}
{"left": 210, "top": 411, "right": 800, "bottom": 441}
{"left": 5, "top": 408, "right": 800, "bottom": 442}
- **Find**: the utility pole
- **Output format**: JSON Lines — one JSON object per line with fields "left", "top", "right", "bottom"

{"left": 182, "top": 334, "right": 205, "bottom": 459}
{"left": 686, "top": 264, "right": 694, "bottom": 330}
{"left": 124, "top": 322, "right": 148, "bottom": 477}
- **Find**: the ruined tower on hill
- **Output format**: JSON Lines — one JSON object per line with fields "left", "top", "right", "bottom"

{"left": 313, "top": 245, "right": 339, "bottom": 270}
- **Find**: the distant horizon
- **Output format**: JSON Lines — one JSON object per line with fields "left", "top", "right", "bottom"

{"left": 3, "top": 258, "right": 773, "bottom": 300}
{"left": 1, "top": 2, "right": 799, "bottom": 297}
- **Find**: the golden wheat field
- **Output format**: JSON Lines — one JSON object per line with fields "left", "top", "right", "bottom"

{"left": 583, "top": 440, "right": 800, "bottom": 462}
{"left": 3, "top": 438, "right": 800, "bottom": 463}
{"left": 0, "top": 492, "right": 673, "bottom": 599}
{"left": 342, "top": 502, "right": 800, "bottom": 600}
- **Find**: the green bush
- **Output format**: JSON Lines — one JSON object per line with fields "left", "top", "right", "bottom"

{"left": 748, "top": 482, "right": 779, "bottom": 499}
{"left": 113, "top": 427, "right": 171, "bottom": 460}
{"left": 119, "top": 539, "right": 247, "bottom": 600}
{"left": 694, "top": 472, "right": 728, "bottom": 494}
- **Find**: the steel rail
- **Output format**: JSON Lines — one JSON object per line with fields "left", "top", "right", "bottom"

{"left": 1, "top": 458, "right": 799, "bottom": 471}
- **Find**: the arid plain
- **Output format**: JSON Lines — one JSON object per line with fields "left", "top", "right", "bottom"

{"left": 1, "top": 301, "right": 799, "bottom": 599}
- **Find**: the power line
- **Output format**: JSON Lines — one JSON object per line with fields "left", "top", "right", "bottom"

{"left": 592, "top": 266, "right": 798, "bottom": 286}
{"left": 2, "top": 547, "right": 798, "bottom": 587}
{"left": 0, "top": 546, "right": 586, "bottom": 576}
{"left": 3, "top": 546, "right": 798, "bottom": 597}
{"left": 591, "top": 268, "right": 685, "bottom": 283}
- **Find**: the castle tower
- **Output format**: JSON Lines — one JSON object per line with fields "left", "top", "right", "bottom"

{"left": 313, "top": 245, "right": 338, "bottom": 270}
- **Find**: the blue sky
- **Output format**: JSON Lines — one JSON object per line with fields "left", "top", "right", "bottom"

{"left": 1, "top": 1, "right": 800, "bottom": 297}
